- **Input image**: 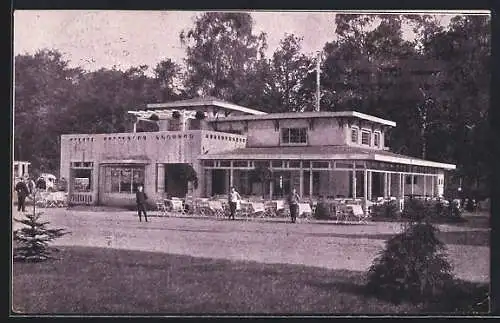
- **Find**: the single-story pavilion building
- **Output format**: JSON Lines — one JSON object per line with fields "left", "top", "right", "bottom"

{"left": 60, "top": 97, "right": 455, "bottom": 212}
{"left": 13, "top": 160, "right": 31, "bottom": 182}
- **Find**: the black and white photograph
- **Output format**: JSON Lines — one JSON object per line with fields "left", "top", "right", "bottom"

{"left": 11, "top": 9, "right": 491, "bottom": 315}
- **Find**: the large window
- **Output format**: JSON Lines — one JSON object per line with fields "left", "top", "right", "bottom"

{"left": 281, "top": 128, "right": 307, "bottom": 144}
{"left": 351, "top": 127, "right": 359, "bottom": 143}
{"left": 104, "top": 166, "right": 145, "bottom": 193}
{"left": 72, "top": 169, "right": 92, "bottom": 192}
{"left": 406, "top": 176, "right": 418, "bottom": 185}
{"left": 374, "top": 132, "right": 381, "bottom": 147}
{"left": 71, "top": 162, "right": 94, "bottom": 192}
{"left": 361, "top": 130, "right": 371, "bottom": 145}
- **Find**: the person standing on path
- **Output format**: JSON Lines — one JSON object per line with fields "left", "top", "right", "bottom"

{"left": 228, "top": 186, "right": 241, "bottom": 220}
{"left": 288, "top": 187, "right": 300, "bottom": 223}
{"left": 26, "top": 176, "right": 35, "bottom": 196}
{"left": 15, "top": 179, "right": 30, "bottom": 213}
{"left": 135, "top": 185, "right": 148, "bottom": 222}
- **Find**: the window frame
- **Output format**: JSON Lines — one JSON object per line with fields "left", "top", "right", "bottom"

{"left": 361, "top": 129, "right": 372, "bottom": 146}
{"left": 350, "top": 126, "right": 359, "bottom": 144}
{"left": 104, "top": 165, "right": 145, "bottom": 194}
{"left": 281, "top": 127, "right": 308, "bottom": 146}
{"left": 373, "top": 131, "right": 381, "bottom": 147}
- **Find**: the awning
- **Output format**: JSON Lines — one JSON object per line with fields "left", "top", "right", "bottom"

{"left": 100, "top": 159, "right": 151, "bottom": 165}
{"left": 198, "top": 145, "right": 456, "bottom": 170}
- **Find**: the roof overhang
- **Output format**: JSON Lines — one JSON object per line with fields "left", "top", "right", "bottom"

{"left": 209, "top": 111, "right": 396, "bottom": 127}
{"left": 13, "top": 161, "right": 31, "bottom": 165}
{"left": 100, "top": 159, "right": 151, "bottom": 165}
{"left": 146, "top": 98, "right": 267, "bottom": 116}
{"left": 128, "top": 110, "right": 197, "bottom": 121}
{"left": 373, "top": 154, "right": 456, "bottom": 170}
{"left": 199, "top": 149, "right": 456, "bottom": 170}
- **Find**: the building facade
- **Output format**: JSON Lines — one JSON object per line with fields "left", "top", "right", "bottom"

{"left": 13, "top": 160, "right": 31, "bottom": 182}
{"left": 60, "top": 97, "right": 455, "bottom": 211}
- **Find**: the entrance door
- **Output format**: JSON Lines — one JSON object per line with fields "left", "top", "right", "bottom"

{"left": 165, "top": 163, "right": 189, "bottom": 198}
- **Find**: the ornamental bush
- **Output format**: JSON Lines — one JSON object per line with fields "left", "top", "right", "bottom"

{"left": 402, "top": 197, "right": 462, "bottom": 222}
{"left": 313, "top": 200, "right": 331, "bottom": 220}
{"left": 366, "top": 220, "right": 454, "bottom": 304}
{"left": 370, "top": 200, "right": 400, "bottom": 219}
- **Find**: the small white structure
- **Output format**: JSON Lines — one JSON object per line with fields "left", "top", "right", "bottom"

{"left": 13, "top": 161, "right": 30, "bottom": 179}
{"left": 38, "top": 173, "right": 57, "bottom": 191}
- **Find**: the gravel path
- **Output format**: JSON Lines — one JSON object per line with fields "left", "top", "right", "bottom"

{"left": 12, "top": 208, "right": 490, "bottom": 283}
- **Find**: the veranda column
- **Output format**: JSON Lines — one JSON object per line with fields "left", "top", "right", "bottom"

{"left": 367, "top": 171, "right": 373, "bottom": 200}
{"left": 383, "top": 172, "right": 388, "bottom": 198}
{"left": 352, "top": 164, "right": 357, "bottom": 199}
{"left": 157, "top": 163, "right": 165, "bottom": 194}
{"left": 423, "top": 174, "right": 427, "bottom": 198}
{"left": 431, "top": 175, "right": 435, "bottom": 197}
{"left": 363, "top": 169, "right": 368, "bottom": 213}
{"left": 299, "top": 162, "right": 304, "bottom": 198}
{"left": 401, "top": 174, "right": 405, "bottom": 198}
{"left": 309, "top": 168, "right": 313, "bottom": 197}
{"left": 411, "top": 174, "right": 415, "bottom": 196}
{"left": 229, "top": 161, "right": 234, "bottom": 187}
{"left": 398, "top": 173, "right": 404, "bottom": 212}
{"left": 387, "top": 173, "right": 391, "bottom": 197}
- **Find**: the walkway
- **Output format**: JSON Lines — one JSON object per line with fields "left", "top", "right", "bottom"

{"left": 12, "top": 208, "right": 490, "bottom": 283}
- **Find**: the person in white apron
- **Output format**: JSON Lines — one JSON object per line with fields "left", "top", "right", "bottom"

{"left": 228, "top": 186, "right": 241, "bottom": 220}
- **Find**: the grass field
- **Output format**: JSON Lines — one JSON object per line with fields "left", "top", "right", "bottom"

{"left": 12, "top": 246, "right": 489, "bottom": 315}
{"left": 308, "top": 229, "right": 489, "bottom": 247}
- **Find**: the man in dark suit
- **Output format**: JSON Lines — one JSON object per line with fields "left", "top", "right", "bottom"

{"left": 288, "top": 187, "right": 300, "bottom": 223}
{"left": 15, "top": 179, "right": 30, "bottom": 212}
{"left": 135, "top": 185, "right": 148, "bottom": 222}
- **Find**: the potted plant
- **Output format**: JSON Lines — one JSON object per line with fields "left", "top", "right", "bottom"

{"left": 172, "top": 110, "right": 181, "bottom": 119}
{"left": 195, "top": 110, "right": 206, "bottom": 120}
{"left": 149, "top": 113, "right": 160, "bottom": 121}
{"left": 169, "top": 110, "right": 182, "bottom": 131}
{"left": 190, "top": 110, "right": 206, "bottom": 130}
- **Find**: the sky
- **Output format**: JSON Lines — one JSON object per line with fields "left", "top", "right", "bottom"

{"left": 13, "top": 10, "right": 475, "bottom": 75}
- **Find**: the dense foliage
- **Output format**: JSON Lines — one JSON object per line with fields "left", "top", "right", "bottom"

{"left": 402, "top": 197, "right": 462, "bottom": 222}
{"left": 14, "top": 13, "right": 490, "bottom": 198}
{"left": 366, "top": 221, "right": 454, "bottom": 304}
{"left": 370, "top": 200, "right": 401, "bottom": 219}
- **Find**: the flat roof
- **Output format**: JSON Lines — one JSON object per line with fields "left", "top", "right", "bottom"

{"left": 146, "top": 97, "right": 267, "bottom": 116}
{"left": 199, "top": 145, "right": 455, "bottom": 170}
{"left": 207, "top": 111, "right": 396, "bottom": 127}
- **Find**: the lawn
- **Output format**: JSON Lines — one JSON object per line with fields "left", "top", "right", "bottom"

{"left": 308, "top": 229, "right": 490, "bottom": 247}
{"left": 12, "top": 246, "right": 489, "bottom": 315}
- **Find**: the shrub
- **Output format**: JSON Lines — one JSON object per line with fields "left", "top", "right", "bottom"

{"left": 401, "top": 197, "right": 429, "bottom": 222}
{"left": 13, "top": 211, "right": 69, "bottom": 262}
{"left": 366, "top": 221, "right": 454, "bottom": 304}
{"left": 402, "top": 198, "right": 462, "bottom": 222}
{"left": 370, "top": 200, "right": 400, "bottom": 219}
{"left": 313, "top": 201, "right": 331, "bottom": 220}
